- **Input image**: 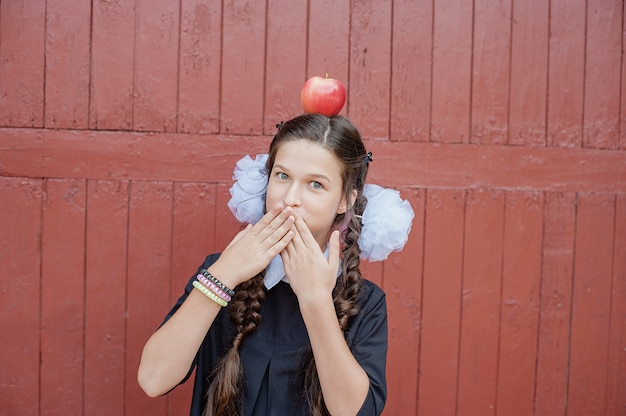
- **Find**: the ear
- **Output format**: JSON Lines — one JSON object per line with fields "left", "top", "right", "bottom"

{"left": 337, "top": 189, "right": 358, "bottom": 215}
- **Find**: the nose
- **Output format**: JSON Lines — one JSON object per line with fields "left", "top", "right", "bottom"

{"left": 283, "top": 183, "right": 301, "bottom": 207}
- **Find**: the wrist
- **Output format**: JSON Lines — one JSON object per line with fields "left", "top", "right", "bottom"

{"left": 205, "top": 265, "right": 239, "bottom": 293}
{"left": 298, "top": 291, "right": 335, "bottom": 316}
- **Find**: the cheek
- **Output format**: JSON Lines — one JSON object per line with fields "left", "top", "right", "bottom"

{"left": 265, "top": 183, "right": 278, "bottom": 208}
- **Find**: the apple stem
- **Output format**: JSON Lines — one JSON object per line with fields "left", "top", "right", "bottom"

{"left": 325, "top": 73, "right": 329, "bottom": 79}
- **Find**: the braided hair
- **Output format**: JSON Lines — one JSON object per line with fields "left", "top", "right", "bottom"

{"left": 205, "top": 114, "right": 370, "bottom": 416}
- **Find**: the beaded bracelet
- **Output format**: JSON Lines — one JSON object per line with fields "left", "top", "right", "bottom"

{"left": 196, "top": 274, "right": 232, "bottom": 302}
{"left": 199, "top": 269, "right": 235, "bottom": 297}
{"left": 192, "top": 280, "right": 229, "bottom": 307}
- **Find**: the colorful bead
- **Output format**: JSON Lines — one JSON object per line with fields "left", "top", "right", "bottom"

{"left": 192, "top": 280, "right": 229, "bottom": 307}
{"left": 197, "top": 274, "right": 231, "bottom": 302}
{"left": 199, "top": 269, "right": 235, "bottom": 297}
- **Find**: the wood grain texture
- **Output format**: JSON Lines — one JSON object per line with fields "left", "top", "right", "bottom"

{"left": 417, "top": 189, "right": 465, "bottom": 416}
{"left": 547, "top": 0, "right": 586, "bottom": 148}
{"left": 457, "top": 190, "right": 505, "bottom": 415}
{"left": 431, "top": 0, "right": 472, "bottom": 143}
{"left": 133, "top": 0, "right": 180, "bottom": 132}
{"left": 390, "top": 0, "right": 432, "bottom": 142}
{"left": 84, "top": 180, "right": 129, "bottom": 415}
{"left": 568, "top": 193, "right": 615, "bottom": 415}
{"left": 606, "top": 195, "right": 626, "bottom": 415}
{"left": 125, "top": 181, "right": 173, "bottom": 414}
{"left": 509, "top": 0, "right": 549, "bottom": 146}
{"left": 348, "top": 0, "right": 392, "bottom": 139}
{"left": 2, "top": 129, "right": 624, "bottom": 193}
{"left": 383, "top": 188, "right": 424, "bottom": 415}
{"left": 471, "top": 0, "right": 512, "bottom": 145}
{"left": 178, "top": 0, "right": 222, "bottom": 134}
{"left": 220, "top": 0, "right": 266, "bottom": 134}
{"left": 496, "top": 192, "right": 543, "bottom": 415}
{"left": 263, "top": 0, "right": 307, "bottom": 133}
{"left": 0, "top": 178, "right": 42, "bottom": 416}
{"left": 0, "top": 0, "right": 46, "bottom": 127}
{"left": 44, "top": 0, "right": 91, "bottom": 129}
{"left": 90, "top": 0, "right": 136, "bottom": 130}
{"left": 583, "top": 0, "right": 622, "bottom": 149}
{"left": 534, "top": 192, "right": 576, "bottom": 416}
{"left": 40, "top": 179, "right": 86, "bottom": 415}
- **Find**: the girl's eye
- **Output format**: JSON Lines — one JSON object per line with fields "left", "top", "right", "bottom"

{"left": 277, "top": 172, "right": 289, "bottom": 180}
{"left": 310, "top": 181, "right": 322, "bottom": 190}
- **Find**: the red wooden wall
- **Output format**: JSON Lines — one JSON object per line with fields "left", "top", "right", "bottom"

{"left": 1, "top": 0, "right": 625, "bottom": 415}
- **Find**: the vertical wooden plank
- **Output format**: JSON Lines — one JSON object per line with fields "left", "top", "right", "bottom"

{"left": 431, "top": 0, "right": 472, "bottom": 143}
{"left": 307, "top": 0, "right": 350, "bottom": 114}
{"left": 178, "top": 0, "right": 222, "bottom": 134}
{"left": 534, "top": 192, "right": 576, "bottom": 416}
{"left": 44, "top": 0, "right": 91, "bottom": 129}
{"left": 125, "top": 181, "right": 173, "bottom": 415}
{"left": 567, "top": 193, "right": 615, "bottom": 415}
{"left": 220, "top": 0, "right": 266, "bottom": 134}
{"left": 583, "top": 0, "right": 622, "bottom": 149}
{"left": 171, "top": 183, "right": 217, "bottom": 303}
{"left": 215, "top": 182, "right": 244, "bottom": 251}
{"left": 263, "top": 0, "right": 307, "bottom": 134}
{"left": 471, "top": 0, "right": 512, "bottom": 145}
{"left": 496, "top": 192, "right": 543, "bottom": 415}
{"left": 169, "top": 182, "right": 217, "bottom": 416}
{"left": 0, "top": 0, "right": 46, "bottom": 127}
{"left": 390, "top": 0, "right": 432, "bottom": 142}
{"left": 508, "top": 0, "right": 549, "bottom": 147}
{"left": 349, "top": 0, "right": 392, "bottom": 139}
{"left": 40, "top": 179, "right": 86, "bottom": 415}
{"left": 606, "top": 195, "right": 626, "bottom": 416}
{"left": 133, "top": 0, "right": 180, "bottom": 132}
{"left": 0, "top": 178, "right": 42, "bottom": 416}
{"left": 546, "top": 0, "right": 585, "bottom": 147}
{"left": 418, "top": 189, "right": 465, "bottom": 416}
{"left": 383, "top": 188, "right": 423, "bottom": 415}
{"left": 361, "top": 261, "right": 383, "bottom": 289}
{"left": 622, "top": 2, "right": 626, "bottom": 151}
{"left": 84, "top": 180, "right": 129, "bottom": 415}
{"left": 90, "top": 0, "right": 136, "bottom": 130}
{"left": 457, "top": 190, "right": 505, "bottom": 416}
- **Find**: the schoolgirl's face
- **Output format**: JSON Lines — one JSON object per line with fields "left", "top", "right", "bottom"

{"left": 266, "top": 139, "right": 349, "bottom": 249}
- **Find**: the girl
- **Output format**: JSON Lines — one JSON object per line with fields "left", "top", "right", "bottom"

{"left": 138, "top": 114, "right": 413, "bottom": 415}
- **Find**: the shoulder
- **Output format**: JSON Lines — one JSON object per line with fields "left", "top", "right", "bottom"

{"left": 357, "top": 279, "right": 386, "bottom": 310}
{"left": 344, "top": 278, "right": 387, "bottom": 342}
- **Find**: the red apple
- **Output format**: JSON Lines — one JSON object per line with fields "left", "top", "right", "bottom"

{"left": 300, "top": 75, "right": 346, "bottom": 117}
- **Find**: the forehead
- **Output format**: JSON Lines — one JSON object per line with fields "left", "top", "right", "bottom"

{"left": 273, "top": 139, "right": 344, "bottom": 180}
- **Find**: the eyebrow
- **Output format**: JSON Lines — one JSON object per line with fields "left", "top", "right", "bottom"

{"left": 273, "top": 164, "right": 332, "bottom": 183}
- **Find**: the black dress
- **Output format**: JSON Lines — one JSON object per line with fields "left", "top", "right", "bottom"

{"left": 163, "top": 253, "right": 388, "bottom": 416}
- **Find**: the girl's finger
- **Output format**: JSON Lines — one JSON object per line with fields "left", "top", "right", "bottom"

{"left": 255, "top": 205, "right": 292, "bottom": 239}
{"left": 260, "top": 213, "right": 295, "bottom": 252}
{"left": 224, "top": 223, "right": 252, "bottom": 249}
{"left": 288, "top": 222, "right": 305, "bottom": 250}
{"left": 252, "top": 202, "right": 283, "bottom": 228}
{"left": 265, "top": 229, "right": 294, "bottom": 259}
{"left": 292, "top": 214, "right": 317, "bottom": 248}
{"left": 327, "top": 230, "right": 340, "bottom": 268}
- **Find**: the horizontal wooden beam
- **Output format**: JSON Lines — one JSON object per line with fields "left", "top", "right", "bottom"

{"left": 1, "top": 128, "right": 624, "bottom": 193}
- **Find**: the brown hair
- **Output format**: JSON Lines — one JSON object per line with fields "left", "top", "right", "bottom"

{"left": 206, "top": 114, "right": 370, "bottom": 416}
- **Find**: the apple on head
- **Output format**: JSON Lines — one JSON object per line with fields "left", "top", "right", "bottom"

{"left": 300, "top": 75, "right": 346, "bottom": 117}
